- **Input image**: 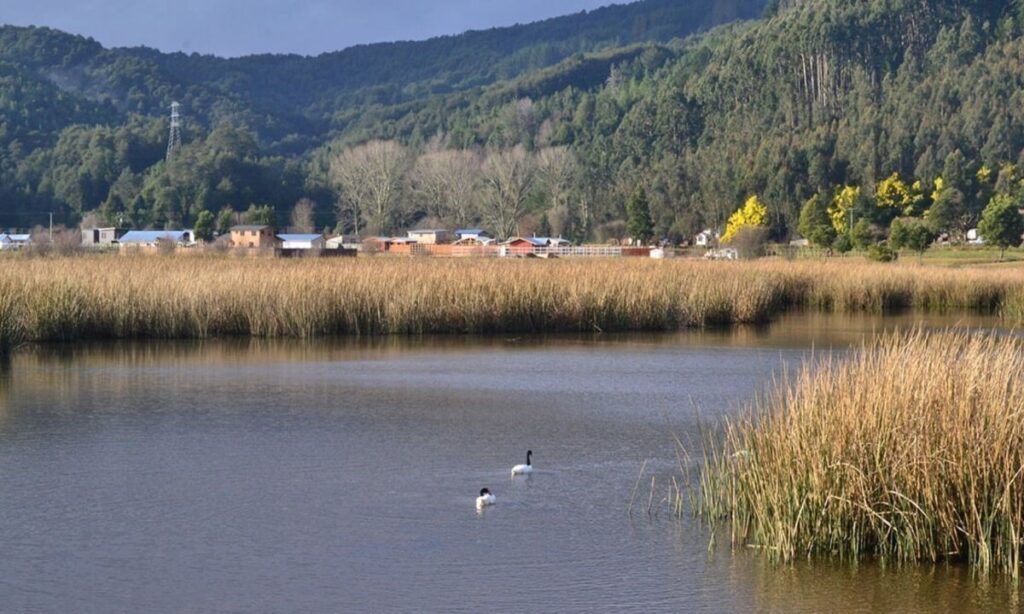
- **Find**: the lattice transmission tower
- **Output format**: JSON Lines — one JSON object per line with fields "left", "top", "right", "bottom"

{"left": 166, "top": 101, "right": 182, "bottom": 161}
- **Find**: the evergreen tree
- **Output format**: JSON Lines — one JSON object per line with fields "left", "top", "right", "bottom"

{"left": 537, "top": 212, "right": 552, "bottom": 237}
{"left": 193, "top": 210, "right": 215, "bottom": 242}
{"left": 216, "top": 208, "right": 235, "bottom": 235}
{"left": 797, "top": 194, "right": 836, "bottom": 249}
{"left": 626, "top": 186, "right": 654, "bottom": 244}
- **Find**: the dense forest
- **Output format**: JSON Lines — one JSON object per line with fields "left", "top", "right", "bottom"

{"left": 4, "top": 0, "right": 1024, "bottom": 246}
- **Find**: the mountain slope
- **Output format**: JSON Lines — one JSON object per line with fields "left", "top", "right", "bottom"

{"left": 0, "top": 0, "right": 765, "bottom": 148}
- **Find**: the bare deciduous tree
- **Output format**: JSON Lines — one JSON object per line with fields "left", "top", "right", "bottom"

{"left": 536, "top": 146, "right": 577, "bottom": 237}
{"left": 411, "top": 148, "right": 482, "bottom": 228}
{"left": 329, "top": 140, "right": 409, "bottom": 236}
{"left": 480, "top": 146, "right": 536, "bottom": 239}
{"left": 290, "top": 198, "right": 316, "bottom": 233}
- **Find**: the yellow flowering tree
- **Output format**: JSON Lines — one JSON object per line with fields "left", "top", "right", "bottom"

{"left": 931, "top": 176, "right": 945, "bottom": 203}
{"left": 828, "top": 186, "right": 860, "bottom": 234}
{"left": 722, "top": 195, "right": 768, "bottom": 243}
{"left": 876, "top": 173, "right": 927, "bottom": 217}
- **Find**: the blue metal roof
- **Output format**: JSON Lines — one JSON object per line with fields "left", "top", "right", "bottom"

{"left": 276, "top": 234, "right": 323, "bottom": 242}
{"left": 119, "top": 230, "right": 190, "bottom": 243}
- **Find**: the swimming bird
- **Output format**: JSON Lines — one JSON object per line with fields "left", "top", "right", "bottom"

{"left": 511, "top": 450, "right": 533, "bottom": 476}
{"left": 476, "top": 488, "right": 496, "bottom": 508}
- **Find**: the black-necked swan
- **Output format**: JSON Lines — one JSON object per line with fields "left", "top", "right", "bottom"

{"left": 476, "top": 488, "right": 496, "bottom": 508}
{"left": 511, "top": 450, "right": 533, "bottom": 476}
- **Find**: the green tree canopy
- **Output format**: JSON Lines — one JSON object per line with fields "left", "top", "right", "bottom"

{"left": 193, "top": 210, "right": 215, "bottom": 242}
{"left": 978, "top": 194, "right": 1024, "bottom": 258}
{"left": 626, "top": 186, "right": 654, "bottom": 244}
{"left": 797, "top": 193, "right": 836, "bottom": 249}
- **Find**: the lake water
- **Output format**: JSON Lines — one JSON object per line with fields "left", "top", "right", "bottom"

{"left": 0, "top": 313, "right": 1018, "bottom": 613}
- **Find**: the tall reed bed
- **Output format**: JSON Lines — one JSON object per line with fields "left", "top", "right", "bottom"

{"left": 697, "top": 330, "right": 1024, "bottom": 577}
{"left": 0, "top": 256, "right": 1022, "bottom": 344}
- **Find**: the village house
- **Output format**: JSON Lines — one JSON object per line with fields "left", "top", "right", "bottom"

{"left": 0, "top": 233, "right": 31, "bottom": 250}
{"left": 118, "top": 230, "right": 195, "bottom": 253}
{"left": 407, "top": 229, "right": 451, "bottom": 245}
{"left": 325, "top": 234, "right": 361, "bottom": 250}
{"left": 695, "top": 229, "right": 718, "bottom": 247}
{"left": 502, "top": 236, "right": 547, "bottom": 255}
{"left": 452, "top": 231, "right": 495, "bottom": 246}
{"left": 230, "top": 225, "right": 278, "bottom": 249}
{"left": 534, "top": 236, "right": 571, "bottom": 248}
{"left": 277, "top": 234, "right": 325, "bottom": 250}
{"left": 81, "top": 227, "right": 129, "bottom": 247}
{"left": 454, "top": 228, "right": 493, "bottom": 242}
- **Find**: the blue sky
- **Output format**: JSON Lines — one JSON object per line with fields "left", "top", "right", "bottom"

{"left": 3, "top": 0, "right": 622, "bottom": 57}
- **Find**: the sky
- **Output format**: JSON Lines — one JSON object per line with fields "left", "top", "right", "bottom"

{"left": 3, "top": 0, "right": 623, "bottom": 57}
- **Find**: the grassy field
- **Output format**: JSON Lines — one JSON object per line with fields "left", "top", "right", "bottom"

{"left": 0, "top": 255, "right": 1023, "bottom": 351}
{"left": 695, "top": 330, "right": 1024, "bottom": 577}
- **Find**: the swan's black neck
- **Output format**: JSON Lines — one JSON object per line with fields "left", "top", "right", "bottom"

{"left": 480, "top": 488, "right": 489, "bottom": 496}
{"left": 526, "top": 450, "right": 532, "bottom": 465}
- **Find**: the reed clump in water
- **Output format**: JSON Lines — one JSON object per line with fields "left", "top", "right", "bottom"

{"left": 697, "top": 330, "right": 1024, "bottom": 578}
{"left": 0, "top": 256, "right": 1022, "bottom": 342}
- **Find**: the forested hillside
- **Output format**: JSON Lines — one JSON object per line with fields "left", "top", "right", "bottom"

{"left": 4, "top": 0, "right": 1024, "bottom": 247}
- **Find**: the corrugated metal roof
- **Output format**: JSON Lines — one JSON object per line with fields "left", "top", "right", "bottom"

{"left": 119, "top": 230, "right": 191, "bottom": 243}
{"left": 505, "top": 237, "right": 545, "bottom": 246}
{"left": 277, "top": 234, "right": 323, "bottom": 242}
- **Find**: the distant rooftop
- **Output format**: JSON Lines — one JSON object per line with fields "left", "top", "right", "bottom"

{"left": 119, "top": 230, "right": 191, "bottom": 243}
{"left": 277, "top": 234, "right": 323, "bottom": 242}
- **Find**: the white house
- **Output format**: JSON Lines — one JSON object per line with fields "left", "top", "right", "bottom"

{"left": 325, "top": 234, "right": 361, "bottom": 250}
{"left": 407, "top": 229, "right": 451, "bottom": 245}
{"left": 455, "top": 228, "right": 493, "bottom": 241}
{"left": 533, "top": 236, "right": 571, "bottom": 247}
{"left": 966, "top": 228, "right": 985, "bottom": 245}
{"left": 695, "top": 229, "right": 718, "bottom": 247}
{"left": 277, "top": 234, "right": 325, "bottom": 250}
{"left": 119, "top": 230, "right": 195, "bottom": 248}
{"left": 0, "top": 233, "right": 31, "bottom": 250}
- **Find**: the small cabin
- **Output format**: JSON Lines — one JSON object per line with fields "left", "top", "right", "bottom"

{"left": 277, "top": 234, "right": 325, "bottom": 250}
{"left": 534, "top": 237, "right": 571, "bottom": 248}
{"left": 455, "top": 228, "right": 493, "bottom": 242}
{"left": 117, "top": 230, "right": 194, "bottom": 254}
{"left": 695, "top": 229, "right": 718, "bottom": 247}
{"left": 503, "top": 237, "right": 546, "bottom": 255}
{"left": 325, "top": 234, "right": 361, "bottom": 250}
{"left": 407, "top": 229, "right": 451, "bottom": 245}
{"left": 82, "top": 227, "right": 129, "bottom": 247}
{"left": 0, "top": 233, "right": 31, "bottom": 250}
{"left": 452, "top": 233, "right": 495, "bottom": 246}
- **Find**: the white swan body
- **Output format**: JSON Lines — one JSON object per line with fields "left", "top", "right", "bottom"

{"left": 511, "top": 450, "right": 533, "bottom": 476}
{"left": 476, "top": 488, "right": 496, "bottom": 508}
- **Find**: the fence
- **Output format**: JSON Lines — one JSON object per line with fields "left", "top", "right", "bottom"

{"left": 399, "top": 244, "right": 656, "bottom": 258}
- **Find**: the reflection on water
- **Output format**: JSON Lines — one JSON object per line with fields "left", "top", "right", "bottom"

{"left": 0, "top": 313, "right": 1015, "bottom": 613}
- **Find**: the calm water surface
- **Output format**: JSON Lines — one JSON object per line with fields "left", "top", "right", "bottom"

{"left": 0, "top": 313, "right": 1018, "bottom": 613}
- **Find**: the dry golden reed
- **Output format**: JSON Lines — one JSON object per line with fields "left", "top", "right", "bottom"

{"left": 697, "top": 330, "right": 1024, "bottom": 577}
{"left": 0, "top": 255, "right": 1022, "bottom": 350}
